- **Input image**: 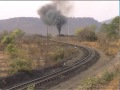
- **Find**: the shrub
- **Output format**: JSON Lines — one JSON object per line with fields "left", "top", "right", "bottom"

{"left": 81, "top": 71, "right": 115, "bottom": 89}
{"left": 10, "top": 29, "right": 25, "bottom": 39}
{"left": 101, "top": 71, "right": 114, "bottom": 84}
{"left": 5, "top": 44, "right": 17, "bottom": 58}
{"left": 49, "top": 48, "right": 64, "bottom": 61}
{"left": 27, "top": 84, "right": 35, "bottom": 90}
{"left": 81, "top": 76, "right": 100, "bottom": 89}
{"left": 1, "top": 35, "right": 14, "bottom": 45}
{"left": 0, "top": 31, "right": 9, "bottom": 42}
{"left": 76, "top": 27, "right": 97, "bottom": 42}
{"left": 9, "top": 58, "right": 32, "bottom": 74}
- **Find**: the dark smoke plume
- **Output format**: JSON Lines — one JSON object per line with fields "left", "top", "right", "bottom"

{"left": 53, "top": 1, "right": 72, "bottom": 16}
{"left": 37, "top": 1, "right": 71, "bottom": 35}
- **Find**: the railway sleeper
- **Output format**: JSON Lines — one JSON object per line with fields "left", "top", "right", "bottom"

{"left": 42, "top": 56, "right": 97, "bottom": 88}
{"left": 4, "top": 43, "right": 100, "bottom": 90}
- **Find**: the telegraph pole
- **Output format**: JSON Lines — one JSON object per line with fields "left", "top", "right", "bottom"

{"left": 45, "top": 25, "right": 48, "bottom": 65}
{"left": 67, "top": 23, "right": 70, "bottom": 36}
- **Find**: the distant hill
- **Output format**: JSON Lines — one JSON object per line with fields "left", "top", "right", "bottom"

{"left": 0, "top": 17, "right": 101, "bottom": 35}
{"left": 101, "top": 18, "right": 113, "bottom": 24}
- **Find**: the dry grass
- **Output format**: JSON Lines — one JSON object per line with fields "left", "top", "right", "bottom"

{"left": 80, "top": 41, "right": 99, "bottom": 48}
{"left": 57, "top": 37, "right": 120, "bottom": 58}
{"left": 77, "top": 63, "right": 120, "bottom": 90}
{"left": 104, "top": 76, "right": 119, "bottom": 90}
{"left": 0, "top": 51, "right": 9, "bottom": 77}
{"left": 52, "top": 37, "right": 120, "bottom": 64}
{"left": 55, "top": 37, "right": 120, "bottom": 90}
{"left": 79, "top": 40, "right": 120, "bottom": 58}
{"left": 0, "top": 39, "right": 77, "bottom": 77}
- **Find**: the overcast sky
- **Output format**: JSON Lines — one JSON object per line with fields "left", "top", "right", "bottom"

{"left": 0, "top": 1, "right": 119, "bottom": 22}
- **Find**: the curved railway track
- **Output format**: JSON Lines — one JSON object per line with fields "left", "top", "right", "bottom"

{"left": 4, "top": 41, "right": 99, "bottom": 90}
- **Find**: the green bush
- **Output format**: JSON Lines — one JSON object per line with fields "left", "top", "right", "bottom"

{"left": 5, "top": 44, "right": 17, "bottom": 58}
{"left": 1, "top": 35, "right": 14, "bottom": 45}
{"left": 101, "top": 71, "right": 114, "bottom": 84}
{"left": 9, "top": 58, "right": 32, "bottom": 74}
{"left": 81, "top": 71, "right": 115, "bottom": 89}
{"left": 81, "top": 76, "right": 99, "bottom": 89}
{"left": 75, "top": 27, "right": 97, "bottom": 42}
{"left": 1, "top": 29, "right": 25, "bottom": 45}
{"left": 50, "top": 48, "right": 64, "bottom": 61}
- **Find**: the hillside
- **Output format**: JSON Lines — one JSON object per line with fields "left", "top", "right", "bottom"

{"left": 0, "top": 17, "right": 101, "bottom": 35}
{"left": 101, "top": 18, "right": 113, "bottom": 24}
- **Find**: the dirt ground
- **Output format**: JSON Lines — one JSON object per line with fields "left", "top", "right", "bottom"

{"left": 0, "top": 39, "right": 119, "bottom": 89}
{"left": 0, "top": 45, "right": 85, "bottom": 89}
{"left": 49, "top": 48, "right": 119, "bottom": 90}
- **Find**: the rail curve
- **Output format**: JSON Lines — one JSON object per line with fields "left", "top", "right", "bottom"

{"left": 5, "top": 41, "right": 99, "bottom": 90}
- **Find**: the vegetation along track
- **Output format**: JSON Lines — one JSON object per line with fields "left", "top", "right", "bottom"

{"left": 4, "top": 40, "right": 100, "bottom": 90}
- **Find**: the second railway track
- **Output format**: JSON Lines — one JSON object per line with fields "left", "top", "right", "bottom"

{"left": 4, "top": 41, "right": 100, "bottom": 90}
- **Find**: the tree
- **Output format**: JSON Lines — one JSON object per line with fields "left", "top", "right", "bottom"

{"left": 1, "top": 35, "right": 14, "bottom": 45}
{"left": 10, "top": 29, "right": 25, "bottom": 39}
{"left": 109, "top": 16, "right": 120, "bottom": 38}
{"left": 99, "top": 16, "right": 120, "bottom": 40}
{"left": 0, "top": 31, "right": 9, "bottom": 42}
{"left": 76, "top": 27, "right": 97, "bottom": 42}
{"left": 100, "top": 23, "right": 110, "bottom": 33}
{"left": 86, "top": 25, "right": 97, "bottom": 32}
{"left": 5, "top": 43, "right": 17, "bottom": 58}
{"left": 1, "top": 29, "right": 25, "bottom": 45}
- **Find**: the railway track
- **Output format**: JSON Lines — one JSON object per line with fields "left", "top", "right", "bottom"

{"left": 4, "top": 41, "right": 99, "bottom": 90}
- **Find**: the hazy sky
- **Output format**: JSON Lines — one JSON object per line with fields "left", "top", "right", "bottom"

{"left": 0, "top": 1, "right": 119, "bottom": 22}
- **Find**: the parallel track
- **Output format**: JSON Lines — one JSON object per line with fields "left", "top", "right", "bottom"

{"left": 5, "top": 41, "right": 99, "bottom": 90}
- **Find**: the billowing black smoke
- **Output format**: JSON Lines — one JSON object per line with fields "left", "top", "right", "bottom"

{"left": 38, "top": 1, "right": 71, "bottom": 35}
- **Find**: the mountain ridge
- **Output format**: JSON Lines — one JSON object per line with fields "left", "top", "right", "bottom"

{"left": 0, "top": 17, "right": 101, "bottom": 35}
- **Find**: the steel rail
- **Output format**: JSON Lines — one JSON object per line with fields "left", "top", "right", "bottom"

{"left": 5, "top": 41, "right": 99, "bottom": 90}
